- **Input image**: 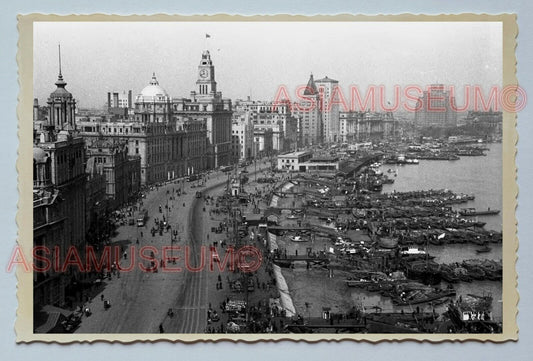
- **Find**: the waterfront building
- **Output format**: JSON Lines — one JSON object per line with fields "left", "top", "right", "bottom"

{"left": 173, "top": 50, "right": 233, "bottom": 169}
{"left": 234, "top": 98, "right": 299, "bottom": 154}
{"left": 276, "top": 150, "right": 313, "bottom": 171}
{"left": 78, "top": 74, "right": 193, "bottom": 185}
{"left": 315, "top": 76, "right": 340, "bottom": 143}
{"left": 464, "top": 110, "right": 503, "bottom": 138}
{"left": 33, "top": 59, "right": 87, "bottom": 310}
{"left": 291, "top": 74, "right": 323, "bottom": 146}
{"left": 172, "top": 115, "right": 208, "bottom": 175}
{"left": 414, "top": 84, "right": 458, "bottom": 128}
{"left": 299, "top": 155, "right": 341, "bottom": 173}
{"left": 339, "top": 111, "right": 397, "bottom": 142}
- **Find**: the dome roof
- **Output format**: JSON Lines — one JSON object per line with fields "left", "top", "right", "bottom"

{"left": 50, "top": 86, "right": 72, "bottom": 98}
{"left": 136, "top": 73, "right": 169, "bottom": 102}
{"left": 33, "top": 147, "right": 48, "bottom": 163}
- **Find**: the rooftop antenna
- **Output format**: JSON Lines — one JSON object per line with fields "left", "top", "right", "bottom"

{"left": 58, "top": 43, "right": 62, "bottom": 77}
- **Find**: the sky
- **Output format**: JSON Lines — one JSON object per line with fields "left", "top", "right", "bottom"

{"left": 33, "top": 21, "right": 502, "bottom": 109}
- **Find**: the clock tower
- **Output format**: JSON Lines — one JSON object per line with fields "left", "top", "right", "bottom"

{"left": 196, "top": 50, "right": 217, "bottom": 95}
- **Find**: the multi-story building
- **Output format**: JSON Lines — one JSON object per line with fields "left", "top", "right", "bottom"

{"left": 292, "top": 74, "right": 322, "bottom": 146}
{"left": 253, "top": 129, "right": 274, "bottom": 158}
{"left": 85, "top": 139, "right": 141, "bottom": 208}
{"left": 464, "top": 110, "right": 503, "bottom": 137}
{"left": 315, "top": 76, "right": 340, "bottom": 143}
{"left": 78, "top": 74, "right": 196, "bottom": 185}
{"left": 173, "top": 50, "right": 233, "bottom": 169}
{"left": 340, "top": 111, "right": 397, "bottom": 142}
{"left": 414, "top": 84, "right": 458, "bottom": 128}
{"left": 234, "top": 98, "right": 299, "bottom": 153}
{"left": 33, "top": 64, "right": 87, "bottom": 311}
{"left": 231, "top": 111, "right": 254, "bottom": 162}
{"left": 107, "top": 90, "right": 133, "bottom": 118}
{"left": 107, "top": 90, "right": 133, "bottom": 109}
{"left": 84, "top": 158, "right": 108, "bottom": 247}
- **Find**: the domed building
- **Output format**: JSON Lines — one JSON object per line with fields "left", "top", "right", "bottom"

{"left": 46, "top": 61, "right": 77, "bottom": 133}
{"left": 134, "top": 73, "right": 172, "bottom": 123}
{"left": 33, "top": 48, "right": 87, "bottom": 319}
{"left": 136, "top": 73, "right": 170, "bottom": 102}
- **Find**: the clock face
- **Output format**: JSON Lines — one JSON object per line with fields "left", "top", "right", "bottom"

{"left": 199, "top": 69, "right": 209, "bottom": 78}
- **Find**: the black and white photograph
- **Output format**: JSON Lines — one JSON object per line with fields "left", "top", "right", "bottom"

{"left": 19, "top": 15, "right": 518, "bottom": 341}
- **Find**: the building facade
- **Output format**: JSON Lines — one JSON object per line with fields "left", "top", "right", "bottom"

{"left": 33, "top": 65, "right": 87, "bottom": 311}
{"left": 315, "top": 76, "right": 340, "bottom": 143}
{"left": 173, "top": 50, "right": 233, "bottom": 169}
{"left": 231, "top": 111, "right": 254, "bottom": 162}
{"left": 234, "top": 98, "right": 299, "bottom": 154}
{"left": 414, "top": 84, "right": 458, "bottom": 128}
{"left": 78, "top": 74, "right": 198, "bottom": 185}
{"left": 85, "top": 139, "right": 141, "bottom": 208}
{"left": 276, "top": 150, "right": 313, "bottom": 171}
{"left": 464, "top": 110, "right": 503, "bottom": 138}
{"left": 292, "top": 74, "right": 322, "bottom": 146}
{"left": 339, "top": 111, "right": 397, "bottom": 142}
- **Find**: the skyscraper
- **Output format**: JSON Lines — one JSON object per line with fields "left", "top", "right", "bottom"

{"left": 315, "top": 76, "right": 340, "bottom": 143}
{"left": 414, "top": 84, "right": 458, "bottom": 128}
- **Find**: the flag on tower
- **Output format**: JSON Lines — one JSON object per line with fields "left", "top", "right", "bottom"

{"left": 206, "top": 33, "right": 211, "bottom": 38}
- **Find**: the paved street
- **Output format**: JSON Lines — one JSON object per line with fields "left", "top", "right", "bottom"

{"left": 76, "top": 160, "right": 272, "bottom": 333}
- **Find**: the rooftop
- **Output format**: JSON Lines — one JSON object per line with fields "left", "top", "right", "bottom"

{"left": 278, "top": 150, "right": 312, "bottom": 158}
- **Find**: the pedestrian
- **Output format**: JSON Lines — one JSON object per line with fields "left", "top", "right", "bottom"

{"left": 101, "top": 294, "right": 104, "bottom": 301}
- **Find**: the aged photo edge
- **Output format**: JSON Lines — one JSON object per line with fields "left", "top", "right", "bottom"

{"left": 15, "top": 12, "right": 519, "bottom": 343}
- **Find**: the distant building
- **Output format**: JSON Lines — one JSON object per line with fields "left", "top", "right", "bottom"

{"left": 464, "top": 110, "right": 503, "bottom": 138}
{"left": 315, "top": 76, "right": 340, "bottom": 143}
{"left": 414, "top": 84, "right": 458, "bottom": 128}
{"left": 107, "top": 90, "right": 133, "bottom": 109}
{"left": 292, "top": 74, "right": 322, "bottom": 146}
{"left": 339, "top": 111, "right": 397, "bottom": 142}
{"left": 233, "top": 98, "right": 299, "bottom": 154}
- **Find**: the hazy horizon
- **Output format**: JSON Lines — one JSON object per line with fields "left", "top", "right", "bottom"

{"left": 33, "top": 21, "right": 502, "bottom": 109}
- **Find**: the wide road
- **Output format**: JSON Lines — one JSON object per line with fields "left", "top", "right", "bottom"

{"left": 76, "top": 161, "right": 271, "bottom": 334}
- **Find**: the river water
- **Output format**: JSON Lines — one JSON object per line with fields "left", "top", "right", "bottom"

{"left": 353, "top": 142, "right": 504, "bottom": 321}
